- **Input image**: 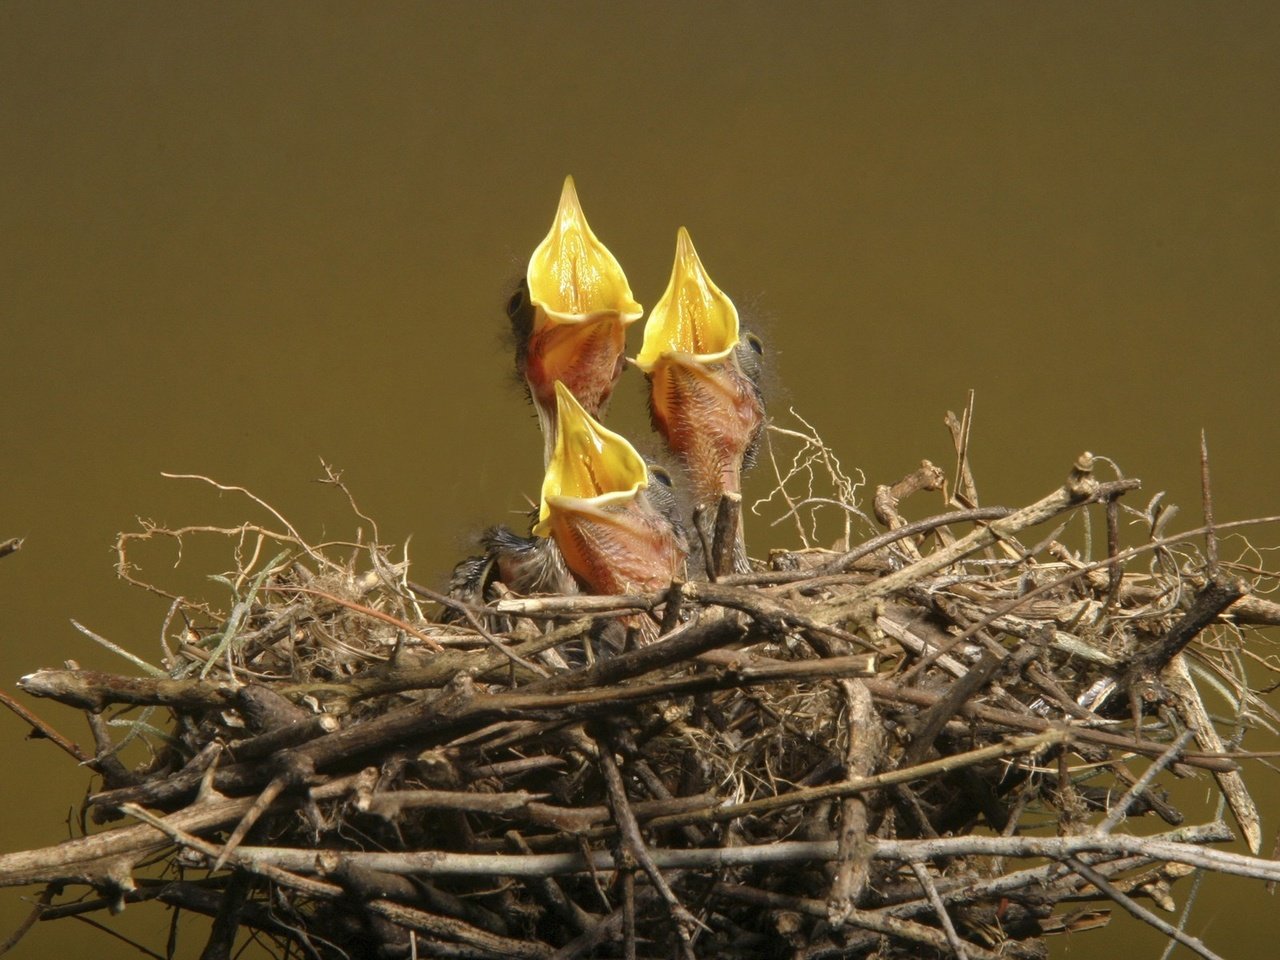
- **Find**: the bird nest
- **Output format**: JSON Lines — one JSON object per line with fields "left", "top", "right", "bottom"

{"left": 3, "top": 414, "right": 1280, "bottom": 960}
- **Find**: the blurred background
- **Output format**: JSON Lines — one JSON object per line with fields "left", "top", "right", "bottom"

{"left": 2, "top": 2, "right": 1277, "bottom": 956}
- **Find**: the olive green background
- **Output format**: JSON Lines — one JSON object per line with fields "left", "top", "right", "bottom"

{"left": 2, "top": 3, "right": 1278, "bottom": 956}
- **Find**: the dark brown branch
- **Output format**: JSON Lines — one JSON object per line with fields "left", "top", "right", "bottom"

{"left": 18, "top": 669, "right": 236, "bottom": 712}
{"left": 1130, "top": 574, "right": 1247, "bottom": 678}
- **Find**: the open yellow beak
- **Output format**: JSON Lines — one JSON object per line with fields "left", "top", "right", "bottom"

{"left": 634, "top": 227, "right": 740, "bottom": 372}
{"left": 528, "top": 176, "right": 643, "bottom": 328}
{"left": 534, "top": 381, "right": 649, "bottom": 538}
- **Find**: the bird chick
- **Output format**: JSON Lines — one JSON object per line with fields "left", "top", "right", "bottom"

{"left": 534, "top": 381, "right": 686, "bottom": 598}
{"left": 634, "top": 227, "right": 765, "bottom": 573}
{"left": 510, "top": 176, "right": 643, "bottom": 464}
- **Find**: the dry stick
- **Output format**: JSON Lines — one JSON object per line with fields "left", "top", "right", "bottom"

{"left": 710, "top": 492, "right": 742, "bottom": 579}
{"left": 200, "top": 822, "right": 264, "bottom": 960}
{"left": 212, "top": 751, "right": 316, "bottom": 871}
{"left": 335, "top": 858, "right": 511, "bottom": 939}
{"left": 857, "top": 849, "right": 1188, "bottom": 938}
{"left": 660, "top": 580, "right": 685, "bottom": 635}
{"left": 264, "top": 585, "right": 444, "bottom": 651}
{"left": 1164, "top": 655, "right": 1263, "bottom": 854}
{"left": 526, "top": 794, "right": 717, "bottom": 834}
{"left": 18, "top": 668, "right": 236, "bottom": 712}
{"left": 873, "top": 460, "right": 947, "bottom": 562}
{"left": 493, "top": 593, "right": 652, "bottom": 617}
{"left": 0, "top": 773, "right": 362, "bottom": 889}
{"left": 322, "top": 860, "right": 431, "bottom": 951}
{"left": 908, "top": 861, "right": 969, "bottom": 960}
{"left": 898, "top": 631, "right": 1042, "bottom": 769}
{"left": 236, "top": 683, "right": 309, "bottom": 730}
{"left": 522, "top": 614, "right": 746, "bottom": 694}
{"left": 224, "top": 823, "right": 1275, "bottom": 883}
{"left": 225, "top": 714, "right": 339, "bottom": 763}
{"left": 692, "top": 504, "right": 716, "bottom": 581}
{"left": 85, "top": 710, "right": 135, "bottom": 789}
{"left": 807, "top": 507, "right": 1014, "bottom": 579}
{"left": 35, "top": 883, "right": 307, "bottom": 948}
{"left": 67, "top": 646, "right": 1229, "bottom": 824}
{"left": 120, "top": 806, "right": 555, "bottom": 960}
{"left": 1106, "top": 759, "right": 1185, "bottom": 826}
{"left": 89, "top": 621, "right": 808, "bottom": 812}
{"left": 898, "top": 520, "right": 1249, "bottom": 697}
{"left": 861, "top": 678, "right": 1236, "bottom": 772}
{"left": 813, "top": 458, "right": 1138, "bottom": 624}
{"left": 827, "top": 680, "right": 881, "bottom": 926}
{"left": 1201, "top": 430, "right": 1219, "bottom": 576}
{"left": 359, "top": 788, "right": 549, "bottom": 819}
{"left": 300, "top": 617, "right": 592, "bottom": 701}
{"left": 0, "top": 883, "right": 53, "bottom": 955}
{"left": 481, "top": 507, "right": 1011, "bottom": 605}
{"left": 550, "top": 897, "right": 654, "bottom": 960}
{"left": 506, "top": 831, "right": 595, "bottom": 936}
{"left": 685, "top": 581, "right": 879, "bottom": 653}
{"left": 621, "top": 869, "right": 636, "bottom": 960}
{"left": 577, "top": 732, "right": 1065, "bottom": 838}
{"left": 710, "top": 882, "right": 1006, "bottom": 960}
{"left": 486, "top": 504, "right": 1269, "bottom": 620}
{"left": 1097, "top": 729, "right": 1196, "bottom": 835}
{"left": 1064, "top": 856, "right": 1225, "bottom": 960}
{"left": 1129, "top": 574, "right": 1246, "bottom": 678}
{"left": 0, "top": 689, "right": 94, "bottom": 765}
{"left": 228, "top": 623, "right": 740, "bottom": 778}
{"left": 947, "top": 397, "right": 980, "bottom": 510}
{"left": 596, "top": 727, "right": 699, "bottom": 958}
{"left": 406, "top": 581, "right": 549, "bottom": 676}
{"left": 1101, "top": 489, "right": 1124, "bottom": 618}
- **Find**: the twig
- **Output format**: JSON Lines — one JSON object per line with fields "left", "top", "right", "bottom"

{"left": 710, "top": 492, "right": 742, "bottom": 578}
{"left": 1201, "top": 430, "right": 1218, "bottom": 575}
{"left": 710, "top": 881, "right": 1005, "bottom": 960}
{"left": 159, "top": 473, "right": 333, "bottom": 571}
{"left": 860, "top": 680, "right": 1236, "bottom": 772}
{"left": 1129, "top": 575, "right": 1246, "bottom": 677}
{"left": 212, "top": 752, "right": 316, "bottom": 871}
{"left": 121, "top": 803, "right": 553, "bottom": 959}
{"left": 265, "top": 585, "right": 444, "bottom": 651}
{"left": 0, "top": 689, "right": 93, "bottom": 765}
{"left": 1097, "top": 729, "right": 1195, "bottom": 834}
{"left": 909, "top": 861, "right": 969, "bottom": 960}
{"left": 596, "top": 726, "right": 699, "bottom": 957}
{"left": 812, "top": 508, "right": 1013, "bottom": 578}
{"left": 815, "top": 460, "right": 1142, "bottom": 623}
{"left": 644, "top": 730, "right": 1066, "bottom": 831}
{"left": 1064, "top": 856, "right": 1224, "bottom": 960}
{"left": 1164, "top": 655, "right": 1263, "bottom": 853}
{"left": 827, "top": 680, "right": 881, "bottom": 925}
{"left": 0, "top": 883, "right": 53, "bottom": 955}
{"left": 216, "top": 823, "right": 1269, "bottom": 883}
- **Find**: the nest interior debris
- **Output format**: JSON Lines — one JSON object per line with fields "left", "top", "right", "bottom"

{"left": 2, "top": 416, "right": 1279, "bottom": 960}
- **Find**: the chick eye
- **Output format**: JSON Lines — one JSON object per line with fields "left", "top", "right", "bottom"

{"left": 745, "top": 332, "right": 764, "bottom": 355}
{"left": 649, "top": 465, "right": 673, "bottom": 487}
{"left": 506, "top": 285, "right": 529, "bottom": 320}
